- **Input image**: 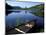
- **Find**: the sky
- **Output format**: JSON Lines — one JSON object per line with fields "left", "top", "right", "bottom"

{"left": 6, "top": 0, "right": 44, "bottom": 8}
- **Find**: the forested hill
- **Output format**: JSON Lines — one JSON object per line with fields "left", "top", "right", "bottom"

{"left": 6, "top": 3, "right": 13, "bottom": 10}
{"left": 6, "top": 3, "right": 13, "bottom": 15}
{"left": 30, "top": 4, "right": 44, "bottom": 17}
{"left": 29, "top": 4, "right": 44, "bottom": 12}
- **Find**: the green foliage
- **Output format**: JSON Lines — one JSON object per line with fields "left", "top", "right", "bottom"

{"left": 32, "top": 11, "right": 44, "bottom": 17}
{"left": 31, "top": 4, "right": 44, "bottom": 17}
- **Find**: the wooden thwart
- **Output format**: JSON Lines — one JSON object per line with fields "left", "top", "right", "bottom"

{"left": 15, "top": 21, "right": 35, "bottom": 33}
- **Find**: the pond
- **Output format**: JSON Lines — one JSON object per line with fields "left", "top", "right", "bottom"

{"left": 6, "top": 10, "right": 44, "bottom": 30}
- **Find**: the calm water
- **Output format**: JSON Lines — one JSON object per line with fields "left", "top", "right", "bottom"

{"left": 6, "top": 10, "right": 44, "bottom": 29}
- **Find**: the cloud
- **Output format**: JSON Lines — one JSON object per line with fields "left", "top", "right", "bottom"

{"left": 6, "top": 0, "right": 44, "bottom": 8}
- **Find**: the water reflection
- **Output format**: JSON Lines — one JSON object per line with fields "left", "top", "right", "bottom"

{"left": 6, "top": 10, "right": 44, "bottom": 29}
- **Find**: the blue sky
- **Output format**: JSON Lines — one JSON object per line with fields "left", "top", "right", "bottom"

{"left": 6, "top": 0, "right": 44, "bottom": 8}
